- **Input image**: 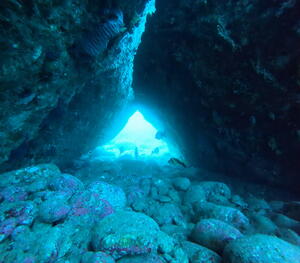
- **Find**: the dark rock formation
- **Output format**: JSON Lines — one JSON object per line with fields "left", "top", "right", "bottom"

{"left": 0, "top": 0, "right": 299, "bottom": 192}
{"left": 133, "top": 0, "right": 300, "bottom": 191}
{"left": 0, "top": 0, "right": 155, "bottom": 170}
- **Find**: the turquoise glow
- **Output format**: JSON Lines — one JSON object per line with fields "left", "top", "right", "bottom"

{"left": 101, "top": 111, "right": 172, "bottom": 160}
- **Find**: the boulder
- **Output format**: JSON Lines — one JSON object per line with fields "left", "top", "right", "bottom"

{"left": 223, "top": 234, "right": 300, "bottom": 263}
{"left": 194, "top": 202, "right": 249, "bottom": 230}
{"left": 49, "top": 173, "right": 84, "bottom": 194}
{"left": 172, "top": 177, "right": 191, "bottom": 191}
{"left": 91, "top": 211, "right": 184, "bottom": 261}
{"left": 39, "top": 198, "right": 71, "bottom": 224}
{"left": 250, "top": 214, "right": 278, "bottom": 235}
{"left": 192, "top": 219, "right": 243, "bottom": 253}
{"left": 88, "top": 181, "right": 126, "bottom": 210}
{"left": 181, "top": 241, "right": 221, "bottom": 263}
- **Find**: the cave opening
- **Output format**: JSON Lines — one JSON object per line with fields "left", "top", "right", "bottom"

{"left": 91, "top": 110, "right": 183, "bottom": 164}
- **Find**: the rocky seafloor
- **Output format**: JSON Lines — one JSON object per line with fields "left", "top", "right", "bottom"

{"left": 1, "top": 159, "right": 300, "bottom": 263}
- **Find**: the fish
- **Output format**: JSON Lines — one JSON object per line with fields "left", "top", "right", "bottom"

{"left": 168, "top": 157, "right": 187, "bottom": 168}
{"left": 80, "top": 10, "right": 123, "bottom": 57}
{"left": 152, "top": 147, "right": 160, "bottom": 154}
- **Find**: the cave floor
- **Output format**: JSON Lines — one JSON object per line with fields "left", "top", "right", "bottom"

{"left": 0, "top": 159, "right": 299, "bottom": 262}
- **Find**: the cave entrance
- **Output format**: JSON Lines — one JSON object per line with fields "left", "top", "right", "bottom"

{"left": 98, "top": 110, "right": 178, "bottom": 163}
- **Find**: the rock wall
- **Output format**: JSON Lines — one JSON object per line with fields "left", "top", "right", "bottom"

{"left": 1, "top": 0, "right": 299, "bottom": 192}
{"left": 0, "top": 0, "right": 155, "bottom": 170}
{"left": 133, "top": 0, "right": 300, "bottom": 190}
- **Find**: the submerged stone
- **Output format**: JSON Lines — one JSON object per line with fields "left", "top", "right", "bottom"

{"left": 194, "top": 201, "right": 249, "bottom": 230}
{"left": 38, "top": 198, "right": 71, "bottom": 224}
{"left": 91, "top": 211, "right": 179, "bottom": 260}
{"left": 192, "top": 219, "right": 243, "bottom": 253}
{"left": 223, "top": 234, "right": 300, "bottom": 263}
{"left": 181, "top": 241, "right": 221, "bottom": 263}
{"left": 88, "top": 181, "right": 127, "bottom": 210}
{"left": 172, "top": 177, "right": 191, "bottom": 191}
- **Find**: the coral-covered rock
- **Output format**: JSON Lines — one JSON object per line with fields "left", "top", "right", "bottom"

{"left": 91, "top": 211, "right": 176, "bottom": 260}
{"left": 38, "top": 198, "right": 71, "bottom": 224}
{"left": 0, "top": 164, "right": 61, "bottom": 189}
{"left": 195, "top": 202, "right": 249, "bottom": 230}
{"left": 192, "top": 219, "right": 243, "bottom": 253}
{"left": 0, "top": 186, "right": 28, "bottom": 202}
{"left": 0, "top": 201, "right": 38, "bottom": 227}
{"left": 181, "top": 241, "right": 221, "bottom": 263}
{"left": 49, "top": 173, "right": 84, "bottom": 194}
{"left": 223, "top": 234, "right": 300, "bottom": 263}
{"left": 70, "top": 190, "right": 114, "bottom": 221}
{"left": 12, "top": 201, "right": 38, "bottom": 226}
{"left": 0, "top": 218, "right": 92, "bottom": 262}
{"left": 88, "top": 181, "right": 126, "bottom": 210}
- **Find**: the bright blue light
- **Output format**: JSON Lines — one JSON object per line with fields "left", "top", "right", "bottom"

{"left": 101, "top": 111, "right": 172, "bottom": 160}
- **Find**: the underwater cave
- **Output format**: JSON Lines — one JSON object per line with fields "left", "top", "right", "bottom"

{"left": 0, "top": 0, "right": 300, "bottom": 262}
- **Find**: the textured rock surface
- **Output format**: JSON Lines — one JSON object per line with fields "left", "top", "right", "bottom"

{"left": 194, "top": 202, "right": 249, "bottom": 230}
{"left": 87, "top": 181, "right": 127, "bottom": 210}
{"left": 92, "top": 211, "right": 166, "bottom": 256}
{"left": 192, "top": 219, "right": 243, "bottom": 253}
{"left": 182, "top": 241, "right": 221, "bottom": 263}
{"left": 1, "top": 0, "right": 299, "bottom": 196}
{"left": 223, "top": 234, "right": 300, "bottom": 263}
{"left": 0, "top": 161, "right": 299, "bottom": 262}
{"left": 91, "top": 211, "right": 187, "bottom": 262}
{"left": 0, "top": 0, "right": 155, "bottom": 171}
{"left": 0, "top": 164, "right": 128, "bottom": 262}
{"left": 134, "top": 0, "right": 300, "bottom": 191}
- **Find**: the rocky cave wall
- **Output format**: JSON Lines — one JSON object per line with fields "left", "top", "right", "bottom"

{"left": 133, "top": 0, "right": 300, "bottom": 191}
{"left": 0, "top": 0, "right": 155, "bottom": 171}
{"left": 1, "top": 0, "right": 300, "bottom": 192}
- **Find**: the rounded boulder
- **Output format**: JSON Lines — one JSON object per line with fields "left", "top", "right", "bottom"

{"left": 223, "top": 234, "right": 300, "bottom": 263}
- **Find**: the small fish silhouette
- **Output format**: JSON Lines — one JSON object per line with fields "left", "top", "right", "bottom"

{"left": 168, "top": 157, "right": 187, "bottom": 168}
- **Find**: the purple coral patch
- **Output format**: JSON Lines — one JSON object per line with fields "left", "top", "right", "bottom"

{"left": 49, "top": 173, "right": 84, "bottom": 194}
{"left": 71, "top": 190, "right": 114, "bottom": 220}
{"left": 0, "top": 186, "right": 28, "bottom": 202}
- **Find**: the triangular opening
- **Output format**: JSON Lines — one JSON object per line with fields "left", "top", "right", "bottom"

{"left": 95, "top": 110, "right": 181, "bottom": 163}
